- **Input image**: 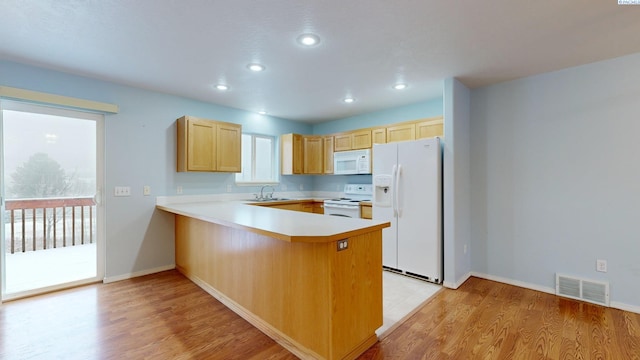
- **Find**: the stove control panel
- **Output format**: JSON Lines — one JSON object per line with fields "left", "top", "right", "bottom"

{"left": 343, "top": 184, "right": 372, "bottom": 196}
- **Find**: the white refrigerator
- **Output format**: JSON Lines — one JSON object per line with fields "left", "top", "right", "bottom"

{"left": 372, "top": 137, "right": 442, "bottom": 283}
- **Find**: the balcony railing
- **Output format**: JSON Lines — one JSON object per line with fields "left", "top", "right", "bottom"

{"left": 4, "top": 197, "right": 96, "bottom": 254}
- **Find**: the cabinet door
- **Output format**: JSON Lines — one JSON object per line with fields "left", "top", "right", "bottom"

{"left": 351, "top": 130, "right": 372, "bottom": 149}
{"left": 387, "top": 124, "right": 415, "bottom": 143}
{"left": 281, "top": 133, "right": 304, "bottom": 175}
{"left": 372, "top": 128, "right": 386, "bottom": 144}
{"left": 360, "top": 205, "right": 372, "bottom": 219}
{"left": 216, "top": 123, "right": 242, "bottom": 172}
{"left": 334, "top": 133, "right": 352, "bottom": 151}
{"left": 416, "top": 118, "right": 444, "bottom": 139}
{"left": 300, "top": 203, "right": 314, "bottom": 213}
{"left": 303, "top": 136, "right": 323, "bottom": 174}
{"left": 313, "top": 202, "right": 324, "bottom": 214}
{"left": 323, "top": 136, "right": 334, "bottom": 174}
{"left": 186, "top": 118, "right": 217, "bottom": 171}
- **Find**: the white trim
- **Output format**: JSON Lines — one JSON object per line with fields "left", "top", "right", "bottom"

{"left": 471, "top": 272, "right": 640, "bottom": 314}
{"left": 2, "top": 277, "right": 102, "bottom": 302}
{"left": 0, "top": 86, "right": 118, "bottom": 113}
{"left": 443, "top": 271, "right": 471, "bottom": 289}
{"left": 96, "top": 116, "right": 106, "bottom": 282}
{"left": 610, "top": 301, "right": 640, "bottom": 315}
{"left": 103, "top": 264, "right": 175, "bottom": 283}
{"left": 471, "top": 272, "right": 557, "bottom": 295}
{"left": 0, "top": 107, "right": 5, "bottom": 298}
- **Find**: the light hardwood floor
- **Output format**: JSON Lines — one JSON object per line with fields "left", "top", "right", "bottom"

{"left": 1, "top": 270, "right": 638, "bottom": 359}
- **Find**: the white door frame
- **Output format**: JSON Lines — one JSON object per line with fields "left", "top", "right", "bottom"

{"left": 0, "top": 100, "right": 105, "bottom": 301}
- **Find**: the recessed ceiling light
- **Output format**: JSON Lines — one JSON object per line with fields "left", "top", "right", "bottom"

{"left": 343, "top": 97, "right": 355, "bottom": 103}
{"left": 393, "top": 83, "right": 407, "bottom": 90}
{"left": 297, "top": 33, "right": 320, "bottom": 46}
{"left": 215, "top": 84, "right": 229, "bottom": 91}
{"left": 247, "top": 63, "right": 265, "bottom": 72}
{"left": 258, "top": 111, "right": 267, "bottom": 115}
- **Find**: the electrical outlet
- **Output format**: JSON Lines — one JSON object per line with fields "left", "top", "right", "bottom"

{"left": 464, "top": 244, "right": 468, "bottom": 254}
{"left": 299, "top": 184, "right": 304, "bottom": 190}
{"left": 281, "top": 184, "right": 287, "bottom": 191}
{"left": 227, "top": 184, "right": 232, "bottom": 193}
{"left": 114, "top": 186, "right": 131, "bottom": 197}
{"left": 177, "top": 186, "right": 183, "bottom": 194}
{"left": 143, "top": 185, "right": 151, "bottom": 196}
{"left": 337, "top": 239, "right": 349, "bottom": 251}
{"left": 596, "top": 259, "right": 607, "bottom": 273}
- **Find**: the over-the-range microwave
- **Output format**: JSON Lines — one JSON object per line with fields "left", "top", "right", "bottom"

{"left": 334, "top": 149, "right": 371, "bottom": 175}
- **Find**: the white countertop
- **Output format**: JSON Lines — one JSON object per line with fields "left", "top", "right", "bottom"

{"left": 157, "top": 201, "right": 389, "bottom": 243}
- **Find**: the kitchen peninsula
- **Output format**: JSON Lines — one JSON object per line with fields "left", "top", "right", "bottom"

{"left": 157, "top": 200, "right": 390, "bottom": 360}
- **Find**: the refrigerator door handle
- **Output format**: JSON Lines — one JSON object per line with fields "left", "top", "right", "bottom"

{"left": 395, "top": 164, "right": 402, "bottom": 217}
{"left": 391, "top": 164, "right": 398, "bottom": 217}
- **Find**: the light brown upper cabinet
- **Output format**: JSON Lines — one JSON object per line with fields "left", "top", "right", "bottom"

{"left": 334, "top": 130, "right": 372, "bottom": 151}
{"left": 351, "top": 130, "right": 372, "bottom": 149}
{"left": 303, "top": 136, "right": 324, "bottom": 174}
{"left": 386, "top": 123, "right": 415, "bottom": 143}
{"left": 416, "top": 118, "right": 444, "bottom": 139}
{"left": 323, "top": 136, "right": 334, "bottom": 174}
{"left": 176, "top": 116, "right": 241, "bottom": 172}
{"left": 281, "top": 133, "right": 304, "bottom": 175}
{"left": 216, "top": 122, "right": 242, "bottom": 172}
{"left": 372, "top": 127, "right": 387, "bottom": 144}
{"left": 333, "top": 133, "right": 352, "bottom": 152}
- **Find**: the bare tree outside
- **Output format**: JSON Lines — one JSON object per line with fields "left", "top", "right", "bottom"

{"left": 8, "top": 152, "right": 72, "bottom": 199}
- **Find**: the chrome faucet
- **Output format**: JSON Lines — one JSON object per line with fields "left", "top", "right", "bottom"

{"left": 259, "top": 184, "right": 275, "bottom": 200}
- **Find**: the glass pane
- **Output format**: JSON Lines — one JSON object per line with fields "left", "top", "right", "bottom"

{"left": 2, "top": 107, "right": 97, "bottom": 296}
{"left": 236, "top": 134, "right": 253, "bottom": 182}
{"left": 3, "top": 110, "right": 96, "bottom": 199}
{"left": 254, "top": 137, "right": 273, "bottom": 181}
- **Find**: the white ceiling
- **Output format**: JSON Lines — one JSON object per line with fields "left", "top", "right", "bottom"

{"left": 2, "top": 1, "right": 640, "bottom": 123}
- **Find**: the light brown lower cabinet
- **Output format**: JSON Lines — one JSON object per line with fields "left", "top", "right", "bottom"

{"left": 174, "top": 215, "right": 382, "bottom": 360}
{"left": 360, "top": 204, "right": 372, "bottom": 219}
{"left": 313, "top": 202, "right": 324, "bottom": 214}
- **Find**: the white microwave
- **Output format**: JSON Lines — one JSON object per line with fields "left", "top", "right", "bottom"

{"left": 334, "top": 149, "right": 371, "bottom": 175}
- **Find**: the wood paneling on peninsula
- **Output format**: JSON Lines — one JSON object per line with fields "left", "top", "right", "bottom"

{"left": 158, "top": 202, "right": 390, "bottom": 359}
{"left": 174, "top": 215, "right": 382, "bottom": 359}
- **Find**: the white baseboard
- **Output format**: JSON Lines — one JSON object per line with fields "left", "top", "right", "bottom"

{"left": 103, "top": 264, "right": 175, "bottom": 283}
{"left": 610, "top": 301, "right": 640, "bottom": 314}
{"left": 470, "top": 272, "right": 640, "bottom": 315}
{"left": 443, "top": 272, "right": 471, "bottom": 289}
{"left": 470, "top": 272, "right": 556, "bottom": 295}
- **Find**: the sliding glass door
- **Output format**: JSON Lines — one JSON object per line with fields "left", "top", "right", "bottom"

{"left": 1, "top": 100, "right": 104, "bottom": 300}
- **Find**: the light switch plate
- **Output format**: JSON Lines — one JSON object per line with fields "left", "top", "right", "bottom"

{"left": 114, "top": 186, "right": 131, "bottom": 197}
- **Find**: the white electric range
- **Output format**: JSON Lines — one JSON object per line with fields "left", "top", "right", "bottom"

{"left": 323, "top": 184, "right": 372, "bottom": 218}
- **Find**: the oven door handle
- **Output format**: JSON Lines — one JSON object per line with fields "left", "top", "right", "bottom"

{"left": 323, "top": 204, "right": 359, "bottom": 210}
{"left": 328, "top": 214, "right": 352, "bottom": 217}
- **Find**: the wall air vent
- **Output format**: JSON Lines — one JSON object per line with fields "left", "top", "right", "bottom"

{"left": 556, "top": 274, "right": 609, "bottom": 307}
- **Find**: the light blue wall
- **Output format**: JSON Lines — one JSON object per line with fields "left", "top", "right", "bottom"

{"left": 311, "top": 98, "right": 444, "bottom": 191}
{"left": 470, "top": 52, "right": 640, "bottom": 309}
{"left": 312, "top": 98, "right": 443, "bottom": 135}
{"left": 0, "top": 60, "right": 312, "bottom": 279}
{"left": 443, "top": 78, "right": 471, "bottom": 288}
